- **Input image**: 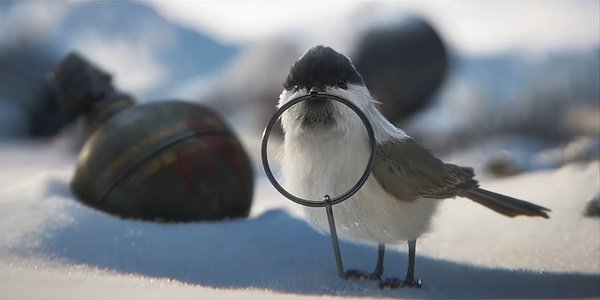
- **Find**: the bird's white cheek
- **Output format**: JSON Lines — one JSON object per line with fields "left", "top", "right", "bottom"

{"left": 277, "top": 88, "right": 309, "bottom": 107}
{"left": 277, "top": 90, "right": 293, "bottom": 108}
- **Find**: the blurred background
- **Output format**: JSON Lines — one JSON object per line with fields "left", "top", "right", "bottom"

{"left": 0, "top": 0, "right": 598, "bottom": 179}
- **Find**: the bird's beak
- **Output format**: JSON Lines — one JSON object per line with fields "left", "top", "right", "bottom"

{"left": 309, "top": 87, "right": 324, "bottom": 94}
{"left": 307, "top": 87, "right": 327, "bottom": 106}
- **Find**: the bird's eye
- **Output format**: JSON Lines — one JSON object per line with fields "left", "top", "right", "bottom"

{"left": 337, "top": 79, "right": 347, "bottom": 90}
{"left": 293, "top": 85, "right": 299, "bottom": 91}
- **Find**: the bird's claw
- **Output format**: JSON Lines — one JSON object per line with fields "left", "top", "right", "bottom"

{"left": 343, "top": 269, "right": 383, "bottom": 281}
{"left": 379, "top": 277, "right": 422, "bottom": 289}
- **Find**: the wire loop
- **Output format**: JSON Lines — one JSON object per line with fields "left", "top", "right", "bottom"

{"left": 260, "top": 91, "right": 377, "bottom": 207}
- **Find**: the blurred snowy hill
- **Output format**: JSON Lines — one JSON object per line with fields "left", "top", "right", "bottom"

{"left": 407, "top": 49, "right": 600, "bottom": 146}
{"left": 0, "top": 1, "right": 239, "bottom": 137}
{"left": 52, "top": 1, "right": 239, "bottom": 99}
{"left": 0, "top": 0, "right": 239, "bottom": 99}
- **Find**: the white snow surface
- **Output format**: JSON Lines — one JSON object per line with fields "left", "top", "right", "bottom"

{"left": 0, "top": 140, "right": 599, "bottom": 299}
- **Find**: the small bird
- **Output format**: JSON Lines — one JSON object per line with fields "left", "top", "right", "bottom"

{"left": 277, "top": 45, "right": 550, "bottom": 289}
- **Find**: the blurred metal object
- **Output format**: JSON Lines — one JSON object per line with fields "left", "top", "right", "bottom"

{"left": 47, "top": 53, "right": 135, "bottom": 134}
{"left": 353, "top": 17, "right": 448, "bottom": 123}
{"left": 72, "top": 101, "right": 254, "bottom": 222}
{"left": 584, "top": 193, "right": 599, "bottom": 217}
{"left": 49, "top": 53, "right": 253, "bottom": 222}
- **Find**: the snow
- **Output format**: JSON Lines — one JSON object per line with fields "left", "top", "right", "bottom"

{"left": 0, "top": 140, "right": 598, "bottom": 299}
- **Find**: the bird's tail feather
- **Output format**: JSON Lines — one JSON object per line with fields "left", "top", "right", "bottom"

{"left": 460, "top": 188, "right": 550, "bottom": 218}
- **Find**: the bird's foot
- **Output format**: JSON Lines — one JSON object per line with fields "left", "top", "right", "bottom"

{"left": 379, "top": 277, "right": 422, "bottom": 289}
{"left": 343, "top": 269, "right": 383, "bottom": 281}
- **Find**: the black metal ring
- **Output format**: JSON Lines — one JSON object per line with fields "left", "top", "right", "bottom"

{"left": 261, "top": 91, "right": 376, "bottom": 207}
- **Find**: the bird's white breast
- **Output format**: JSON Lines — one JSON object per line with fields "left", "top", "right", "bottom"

{"left": 280, "top": 125, "right": 438, "bottom": 245}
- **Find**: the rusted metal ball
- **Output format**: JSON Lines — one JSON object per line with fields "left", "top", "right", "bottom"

{"left": 71, "top": 101, "right": 253, "bottom": 222}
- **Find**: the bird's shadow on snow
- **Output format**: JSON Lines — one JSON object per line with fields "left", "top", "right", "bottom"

{"left": 37, "top": 183, "right": 599, "bottom": 299}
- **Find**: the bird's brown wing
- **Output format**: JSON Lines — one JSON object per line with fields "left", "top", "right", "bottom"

{"left": 372, "top": 138, "right": 478, "bottom": 202}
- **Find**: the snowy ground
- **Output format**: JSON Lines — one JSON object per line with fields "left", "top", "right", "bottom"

{"left": 0, "top": 140, "right": 598, "bottom": 300}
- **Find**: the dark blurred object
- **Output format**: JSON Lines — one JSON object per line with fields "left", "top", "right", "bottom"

{"left": 584, "top": 193, "right": 599, "bottom": 217}
{"left": 49, "top": 53, "right": 253, "bottom": 222}
{"left": 485, "top": 154, "right": 523, "bottom": 177}
{"left": 353, "top": 17, "right": 448, "bottom": 123}
{"left": 485, "top": 137, "right": 600, "bottom": 177}
{"left": 71, "top": 101, "right": 254, "bottom": 222}
{"left": 48, "top": 53, "right": 135, "bottom": 134}
{"left": 0, "top": 43, "right": 72, "bottom": 138}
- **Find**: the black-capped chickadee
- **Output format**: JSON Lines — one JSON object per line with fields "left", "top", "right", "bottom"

{"left": 278, "top": 45, "right": 550, "bottom": 288}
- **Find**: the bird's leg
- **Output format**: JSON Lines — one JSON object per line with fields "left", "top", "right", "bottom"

{"left": 344, "top": 244, "right": 385, "bottom": 280}
{"left": 404, "top": 239, "right": 422, "bottom": 287}
{"left": 373, "top": 243, "right": 385, "bottom": 278}
{"left": 379, "top": 239, "right": 422, "bottom": 289}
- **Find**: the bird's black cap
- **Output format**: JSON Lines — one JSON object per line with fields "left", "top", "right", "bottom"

{"left": 284, "top": 46, "right": 363, "bottom": 91}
